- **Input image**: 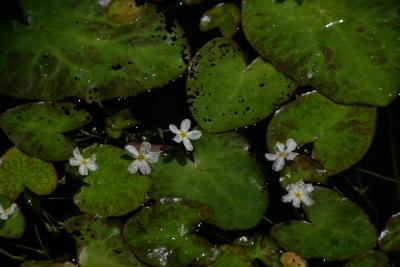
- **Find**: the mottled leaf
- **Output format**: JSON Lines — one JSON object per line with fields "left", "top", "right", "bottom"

{"left": 343, "top": 251, "right": 389, "bottom": 267}
{"left": 209, "top": 245, "right": 252, "bottom": 267}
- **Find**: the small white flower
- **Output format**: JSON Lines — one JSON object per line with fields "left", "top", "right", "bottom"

{"left": 69, "top": 148, "right": 98, "bottom": 176}
{"left": 98, "top": 0, "right": 111, "bottom": 7}
{"left": 282, "top": 180, "right": 314, "bottom": 208}
{"left": 201, "top": 15, "right": 211, "bottom": 24}
{"left": 265, "top": 138, "right": 298, "bottom": 171}
{"left": 0, "top": 203, "right": 17, "bottom": 221}
{"left": 169, "top": 119, "right": 202, "bottom": 151}
{"left": 125, "top": 141, "right": 159, "bottom": 175}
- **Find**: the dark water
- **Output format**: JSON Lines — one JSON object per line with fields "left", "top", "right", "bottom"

{"left": 1, "top": 0, "right": 400, "bottom": 266}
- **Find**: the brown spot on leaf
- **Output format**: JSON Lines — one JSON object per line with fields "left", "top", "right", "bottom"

{"left": 320, "top": 46, "right": 333, "bottom": 63}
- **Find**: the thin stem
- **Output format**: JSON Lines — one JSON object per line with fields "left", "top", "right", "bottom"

{"left": 33, "top": 220, "right": 49, "bottom": 259}
{"left": 356, "top": 168, "right": 400, "bottom": 184}
{"left": 0, "top": 248, "right": 25, "bottom": 261}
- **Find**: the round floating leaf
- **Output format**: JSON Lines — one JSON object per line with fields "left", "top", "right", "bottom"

{"left": 200, "top": 3, "right": 241, "bottom": 38}
{"left": 151, "top": 133, "right": 268, "bottom": 230}
{"left": 235, "top": 236, "right": 282, "bottom": 267}
{"left": 0, "top": 195, "right": 25, "bottom": 238}
{"left": 280, "top": 155, "right": 328, "bottom": 188}
{"left": 343, "top": 251, "right": 389, "bottom": 267}
{"left": 0, "top": 147, "right": 57, "bottom": 200}
{"left": 123, "top": 200, "right": 218, "bottom": 267}
{"left": 242, "top": 0, "right": 400, "bottom": 106}
{"left": 271, "top": 187, "right": 377, "bottom": 260}
{"left": 187, "top": 38, "right": 296, "bottom": 133}
{"left": 0, "top": 102, "right": 91, "bottom": 161}
{"left": 0, "top": 0, "right": 188, "bottom": 102}
{"left": 71, "top": 145, "right": 151, "bottom": 217}
{"left": 65, "top": 216, "right": 144, "bottom": 267}
{"left": 379, "top": 212, "right": 400, "bottom": 252}
{"left": 267, "top": 92, "right": 376, "bottom": 175}
{"left": 209, "top": 245, "right": 252, "bottom": 267}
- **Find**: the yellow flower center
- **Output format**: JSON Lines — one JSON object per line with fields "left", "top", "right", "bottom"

{"left": 294, "top": 191, "right": 302, "bottom": 198}
{"left": 80, "top": 159, "right": 89, "bottom": 166}
{"left": 138, "top": 154, "right": 145, "bottom": 161}
{"left": 278, "top": 151, "right": 288, "bottom": 158}
{"left": 180, "top": 131, "right": 188, "bottom": 138}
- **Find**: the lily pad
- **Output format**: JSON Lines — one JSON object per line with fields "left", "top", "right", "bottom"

{"left": 343, "top": 251, "right": 389, "bottom": 267}
{"left": 70, "top": 145, "right": 151, "bottom": 217}
{"left": 235, "top": 236, "right": 282, "bottom": 267}
{"left": 267, "top": 92, "right": 376, "bottom": 175}
{"left": 0, "top": 102, "right": 91, "bottom": 161}
{"left": 0, "top": 195, "right": 25, "bottom": 238}
{"left": 0, "top": 147, "right": 57, "bottom": 200}
{"left": 200, "top": 3, "right": 241, "bottom": 39}
{"left": 123, "top": 200, "right": 218, "bottom": 267}
{"left": 280, "top": 155, "right": 328, "bottom": 188}
{"left": 379, "top": 212, "right": 400, "bottom": 252}
{"left": 105, "top": 109, "right": 137, "bottom": 139}
{"left": 242, "top": 0, "right": 400, "bottom": 106}
{"left": 151, "top": 133, "right": 268, "bottom": 230}
{"left": 187, "top": 38, "right": 296, "bottom": 133}
{"left": 65, "top": 215, "right": 145, "bottom": 267}
{"left": 209, "top": 245, "right": 252, "bottom": 267}
{"left": 0, "top": 0, "right": 188, "bottom": 102}
{"left": 271, "top": 187, "right": 377, "bottom": 260}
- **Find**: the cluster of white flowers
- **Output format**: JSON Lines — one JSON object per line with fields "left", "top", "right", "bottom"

{"left": 0, "top": 203, "right": 17, "bottom": 221}
{"left": 69, "top": 119, "right": 201, "bottom": 176}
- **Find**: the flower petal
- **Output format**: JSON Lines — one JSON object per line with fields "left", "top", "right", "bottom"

{"left": 169, "top": 124, "right": 181, "bottom": 135}
{"left": 180, "top": 119, "right": 191, "bottom": 132}
{"left": 0, "top": 214, "right": 8, "bottom": 220}
{"left": 145, "top": 152, "right": 159, "bottom": 164}
{"left": 302, "top": 195, "right": 314, "bottom": 206}
{"left": 274, "top": 142, "right": 285, "bottom": 152}
{"left": 285, "top": 152, "right": 298, "bottom": 161}
{"left": 69, "top": 158, "right": 81, "bottom": 166}
{"left": 173, "top": 135, "right": 183, "bottom": 143}
{"left": 286, "top": 138, "right": 297, "bottom": 152}
{"left": 128, "top": 160, "right": 139, "bottom": 174}
{"left": 87, "top": 162, "right": 98, "bottom": 172}
{"left": 73, "top": 148, "right": 83, "bottom": 161}
{"left": 292, "top": 198, "right": 301, "bottom": 208}
{"left": 304, "top": 183, "right": 314, "bottom": 193}
{"left": 265, "top": 153, "right": 278, "bottom": 161}
{"left": 140, "top": 141, "right": 152, "bottom": 154}
{"left": 183, "top": 138, "right": 193, "bottom": 151}
{"left": 272, "top": 157, "right": 285, "bottom": 171}
{"left": 79, "top": 165, "right": 89, "bottom": 176}
{"left": 281, "top": 193, "right": 293, "bottom": 203}
{"left": 125, "top": 145, "right": 139, "bottom": 157}
{"left": 138, "top": 161, "right": 151, "bottom": 175}
{"left": 188, "top": 130, "right": 202, "bottom": 140}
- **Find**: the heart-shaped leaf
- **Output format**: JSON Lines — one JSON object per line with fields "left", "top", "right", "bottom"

{"left": 379, "top": 212, "right": 400, "bottom": 252}
{"left": 200, "top": 3, "right": 241, "bottom": 39}
{"left": 0, "top": 147, "right": 57, "bottom": 200}
{"left": 343, "top": 251, "right": 389, "bottom": 267}
{"left": 0, "top": 195, "right": 25, "bottom": 238}
{"left": 123, "top": 200, "right": 218, "bottom": 267}
{"left": 242, "top": 0, "right": 400, "bottom": 106}
{"left": 267, "top": 91, "right": 376, "bottom": 175}
{"left": 0, "top": 0, "right": 188, "bottom": 102}
{"left": 0, "top": 102, "right": 91, "bottom": 161}
{"left": 151, "top": 133, "right": 268, "bottom": 230}
{"left": 187, "top": 38, "right": 296, "bottom": 133}
{"left": 65, "top": 215, "right": 145, "bottom": 267}
{"left": 271, "top": 187, "right": 377, "bottom": 260}
{"left": 70, "top": 145, "right": 151, "bottom": 217}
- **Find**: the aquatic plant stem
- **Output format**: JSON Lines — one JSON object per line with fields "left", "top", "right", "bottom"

{"left": 0, "top": 248, "right": 25, "bottom": 261}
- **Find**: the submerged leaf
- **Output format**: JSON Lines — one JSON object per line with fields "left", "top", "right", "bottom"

{"left": 0, "top": 102, "right": 91, "bottom": 161}
{"left": 187, "top": 38, "right": 295, "bottom": 133}
{"left": 242, "top": 0, "right": 400, "bottom": 106}
{"left": 208, "top": 245, "right": 252, "bottom": 267}
{"left": 151, "top": 133, "right": 268, "bottom": 230}
{"left": 200, "top": 3, "right": 240, "bottom": 38}
{"left": 271, "top": 187, "right": 377, "bottom": 260}
{"left": 0, "top": 0, "right": 188, "bottom": 102}
{"left": 267, "top": 92, "right": 376, "bottom": 175}
{"left": 105, "top": 109, "right": 137, "bottom": 139}
{"left": 379, "top": 212, "right": 400, "bottom": 252}
{"left": 0, "top": 195, "right": 25, "bottom": 238}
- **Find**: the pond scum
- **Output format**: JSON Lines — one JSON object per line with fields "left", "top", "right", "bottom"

{"left": 0, "top": 0, "right": 400, "bottom": 266}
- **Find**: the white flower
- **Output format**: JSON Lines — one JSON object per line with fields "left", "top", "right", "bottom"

{"left": 265, "top": 138, "right": 298, "bottom": 171}
{"left": 201, "top": 15, "right": 211, "bottom": 24}
{"left": 0, "top": 203, "right": 17, "bottom": 221}
{"left": 169, "top": 119, "right": 202, "bottom": 151}
{"left": 282, "top": 180, "right": 314, "bottom": 208}
{"left": 69, "top": 148, "right": 98, "bottom": 176}
{"left": 125, "top": 141, "right": 159, "bottom": 175}
{"left": 98, "top": 0, "right": 111, "bottom": 7}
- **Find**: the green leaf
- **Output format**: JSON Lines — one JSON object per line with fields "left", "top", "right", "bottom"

{"left": 343, "top": 251, "right": 389, "bottom": 267}
{"left": 65, "top": 215, "right": 145, "bottom": 267}
{"left": 70, "top": 145, "right": 151, "bottom": 217}
{"left": 242, "top": 0, "right": 400, "bottom": 106}
{"left": 0, "top": 102, "right": 91, "bottom": 161}
{"left": 200, "top": 3, "right": 241, "bottom": 39}
{"left": 266, "top": 92, "right": 376, "bottom": 175}
{"left": 0, "top": 147, "right": 57, "bottom": 200}
{"left": 235, "top": 236, "right": 282, "bottom": 267}
{"left": 0, "top": 0, "right": 188, "bottom": 102}
{"left": 123, "top": 200, "right": 218, "bottom": 267}
{"left": 271, "top": 187, "right": 377, "bottom": 260}
{"left": 151, "top": 133, "right": 268, "bottom": 230}
{"left": 105, "top": 109, "right": 137, "bottom": 139}
{"left": 379, "top": 212, "right": 400, "bottom": 252}
{"left": 187, "top": 38, "right": 296, "bottom": 133}
{"left": 0, "top": 195, "right": 25, "bottom": 238}
{"left": 209, "top": 245, "right": 252, "bottom": 267}
{"left": 280, "top": 155, "right": 328, "bottom": 188}
{"left": 21, "top": 261, "right": 77, "bottom": 267}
